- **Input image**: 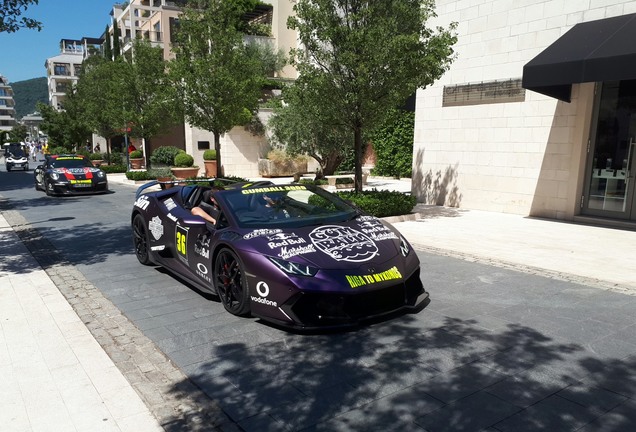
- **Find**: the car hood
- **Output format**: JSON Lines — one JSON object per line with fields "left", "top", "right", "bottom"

{"left": 238, "top": 215, "right": 404, "bottom": 269}
{"left": 52, "top": 167, "right": 101, "bottom": 180}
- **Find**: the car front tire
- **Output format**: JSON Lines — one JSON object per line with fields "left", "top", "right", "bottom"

{"left": 214, "top": 248, "right": 251, "bottom": 316}
{"left": 132, "top": 214, "right": 152, "bottom": 265}
{"left": 45, "top": 180, "right": 55, "bottom": 196}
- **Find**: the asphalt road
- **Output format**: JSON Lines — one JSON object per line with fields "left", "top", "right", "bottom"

{"left": 2, "top": 163, "right": 636, "bottom": 431}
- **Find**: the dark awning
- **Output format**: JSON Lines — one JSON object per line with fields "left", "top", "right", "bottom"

{"left": 522, "top": 13, "right": 636, "bottom": 102}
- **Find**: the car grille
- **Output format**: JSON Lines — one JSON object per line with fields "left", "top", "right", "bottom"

{"left": 289, "top": 270, "right": 424, "bottom": 326}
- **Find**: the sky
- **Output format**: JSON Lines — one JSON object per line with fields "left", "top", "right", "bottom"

{"left": 0, "top": 0, "right": 116, "bottom": 83}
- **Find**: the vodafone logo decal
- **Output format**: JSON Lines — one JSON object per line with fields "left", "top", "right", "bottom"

{"left": 256, "top": 281, "right": 269, "bottom": 297}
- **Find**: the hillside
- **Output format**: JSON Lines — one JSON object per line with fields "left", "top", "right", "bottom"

{"left": 11, "top": 77, "right": 48, "bottom": 119}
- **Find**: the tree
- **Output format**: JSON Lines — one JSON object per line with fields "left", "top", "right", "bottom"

{"left": 103, "top": 25, "right": 112, "bottom": 61}
{"left": 0, "top": 0, "right": 41, "bottom": 33}
{"left": 121, "top": 38, "right": 182, "bottom": 162}
{"left": 169, "top": 0, "right": 264, "bottom": 175}
{"left": 112, "top": 19, "right": 121, "bottom": 59}
{"left": 36, "top": 90, "right": 92, "bottom": 150}
{"left": 269, "top": 83, "right": 353, "bottom": 176}
{"left": 287, "top": 0, "right": 457, "bottom": 191}
{"left": 8, "top": 123, "right": 27, "bottom": 141}
{"left": 74, "top": 55, "right": 127, "bottom": 155}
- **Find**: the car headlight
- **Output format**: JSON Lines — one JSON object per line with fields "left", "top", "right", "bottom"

{"left": 400, "top": 236, "right": 411, "bottom": 257}
{"left": 50, "top": 173, "right": 60, "bottom": 180}
{"left": 268, "top": 256, "right": 318, "bottom": 277}
{"left": 97, "top": 171, "right": 106, "bottom": 179}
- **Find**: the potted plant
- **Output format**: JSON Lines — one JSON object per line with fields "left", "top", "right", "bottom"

{"left": 203, "top": 149, "right": 217, "bottom": 177}
{"left": 89, "top": 152, "right": 103, "bottom": 167}
{"left": 129, "top": 149, "right": 144, "bottom": 169}
{"left": 170, "top": 151, "right": 200, "bottom": 179}
{"left": 150, "top": 145, "right": 182, "bottom": 167}
{"left": 148, "top": 167, "right": 175, "bottom": 189}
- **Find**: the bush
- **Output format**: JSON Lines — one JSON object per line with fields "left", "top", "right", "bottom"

{"left": 49, "top": 146, "right": 70, "bottom": 155}
{"left": 174, "top": 152, "right": 194, "bottom": 167}
{"left": 147, "top": 167, "right": 173, "bottom": 179}
{"left": 103, "top": 152, "right": 123, "bottom": 165}
{"left": 370, "top": 109, "right": 414, "bottom": 178}
{"left": 100, "top": 164, "right": 127, "bottom": 174}
{"left": 203, "top": 149, "right": 217, "bottom": 160}
{"left": 89, "top": 152, "right": 103, "bottom": 160}
{"left": 150, "top": 146, "right": 182, "bottom": 166}
{"left": 337, "top": 189, "right": 416, "bottom": 218}
{"left": 125, "top": 170, "right": 153, "bottom": 181}
{"left": 299, "top": 178, "right": 328, "bottom": 185}
{"left": 129, "top": 149, "right": 143, "bottom": 158}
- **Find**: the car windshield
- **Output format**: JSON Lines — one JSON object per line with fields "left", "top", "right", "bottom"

{"left": 221, "top": 184, "right": 359, "bottom": 228}
{"left": 6, "top": 146, "right": 26, "bottom": 157}
{"left": 48, "top": 155, "right": 93, "bottom": 169}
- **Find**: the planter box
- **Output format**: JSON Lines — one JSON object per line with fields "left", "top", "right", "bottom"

{"left": 258, "top": 158, "right": 308, "bottom": 177}
{"left": 171, "top": 167, "right": 200, "bottom": 179}
{"left": 204, "top": 160, "right": 217, "bottom": 177}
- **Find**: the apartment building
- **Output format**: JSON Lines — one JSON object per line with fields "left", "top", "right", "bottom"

{"left": 0, "top": 75, "right": 17, "bottom": 134}
{"left": 107, "top": 0, "right": 298, "bottom": 176}
{"left": 413, "top": 0, "right": 636, "bottom": 228}
{"left": 44, "top": 38, "right": 103, "bottom": 110}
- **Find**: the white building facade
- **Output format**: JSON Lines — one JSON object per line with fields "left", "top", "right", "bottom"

{"left": 0, "top": 75, "right": 17, "bottom": 134}
{"left": 413, "top": 0, "right": 636, "bottom": 227}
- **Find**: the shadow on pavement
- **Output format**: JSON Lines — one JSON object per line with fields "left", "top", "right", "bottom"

{"left": 161, "top": 316, "right": 636, "bottom": 431}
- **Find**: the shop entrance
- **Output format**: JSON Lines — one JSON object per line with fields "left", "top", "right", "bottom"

{"left": 584, "top": 80, "right": 636, "bottom": 220}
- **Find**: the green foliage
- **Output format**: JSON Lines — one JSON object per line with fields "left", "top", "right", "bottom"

{"left": 10, "top": 77, "right": 47, "bottom": 119}
{"left": 147, "top": 167, "right": 173, "bottom": 178}
{"left": 89, "top": 152, "right": 103, "bottom": 160}
{"left": 370, "top": 109, "right": 415, "bottom": 178}
{"left": 125, "top": 170, "right": 153, "bottom": 181}
{"left": 129, "top": 149, "right": 143, "bottom": 158}
{"left": 203, "top": 149, "right": 217, "bottom": 160}
{"left": 174, "top": 152, "right": 194, "bottom": 167}
{"left": 299, "top": 178, "right": 328, "bottom": 185}
{"left": 337, "top": 190, "right": 417, "bottom": 218}
{"left": 169, "top": 0, "right": 268, "bottom": 173}
{"left": 287, "top": 0, "right": 457, "bottom": 190}
{"left": 103, "top": 151, "right": 123, "bottom": 165}
{"left": 150, "top": 146, "right": 183, "bottom": 166}
{"left": 269, "top": 82, "right": 352, "bottom": 176}
{"left": 8, "top": 124, "right": 27, "bottom": 141}
{"left": 100, "top": 164, "right": 127, "bottom": 174}
{"left": 0, "top": 0, "right": 42, "bottom": 33}
{"left": 49, "top": 146, "right": 70, "bottom": 155}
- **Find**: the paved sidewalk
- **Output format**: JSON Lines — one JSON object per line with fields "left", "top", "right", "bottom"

{"left": 0, "top": 215, "right": 163, "bottom": 432}
{"left": 391, "top": 205, "right": 636, "bottom": 294}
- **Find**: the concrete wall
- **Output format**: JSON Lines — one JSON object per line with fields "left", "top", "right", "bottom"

{"left": 413, "top": 0, "right": 636, "bottom": 218}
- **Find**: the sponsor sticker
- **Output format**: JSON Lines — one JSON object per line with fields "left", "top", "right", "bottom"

{"left": 164, "top": 198, "right": 177, "bottom": 211}
{"left": 243, "top": 228, "right": 282, "bottom": 240}
{"left": 134, "top": 195, "right": 150, "bottom": 211}
{"left": 166, "top": 213, "right": 178, "bottom": 222}
{"left": 196, "top": 263, "right": 211, "bottom": 282}
{"left": 251, "top": 281, "right": 277, "bottom": 307}
{"left": 240, "top": 185, "right": 306, "bottom": 195}
{"left": 149, "top": 216, "right": 164, "bottom": 240}
{"left": 309, "top": 225, "right": 378, "bottom": 262}
{"left": 345, "top": 266, "right": 403, "bottom": 288}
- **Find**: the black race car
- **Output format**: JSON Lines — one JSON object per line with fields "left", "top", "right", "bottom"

{"left": 34, "top": 154, "right": 109, "bottom": 196}
{"left": 131, "top": 180, "right": 429, "bottom": 330}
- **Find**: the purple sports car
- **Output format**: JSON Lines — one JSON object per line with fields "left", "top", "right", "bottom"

{"left": 131, "top": 180, "right": 428, "bottom": 330}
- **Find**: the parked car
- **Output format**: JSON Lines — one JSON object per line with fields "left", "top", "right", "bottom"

{"left": 131, "top": 180, "right": 428, "bottom": 330}
{"left": 4, "top": 143, "right": 29, "bottom": 171}
{"left": 34, "top": 154, "right": 109, "bottom": 196}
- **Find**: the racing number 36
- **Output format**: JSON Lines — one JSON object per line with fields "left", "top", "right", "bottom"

{"left": 176, "top": 225, "right": 188, "bottom": 260}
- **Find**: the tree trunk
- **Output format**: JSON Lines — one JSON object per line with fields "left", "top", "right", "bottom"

{"left": 214, "top": 131, "right": 223, "bottom": 177}
{"left": 354, "top": 126, "right": 363, "bottom": 192}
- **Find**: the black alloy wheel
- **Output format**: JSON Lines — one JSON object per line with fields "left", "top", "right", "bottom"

{"left": 214, "top": 248, "right": 250, "bottom": 316}
{"left": 132, "top": 214, "right": 152, "bottom": 265}
{"left": 45, "top": 180, "right": 54, "bottom": 196}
